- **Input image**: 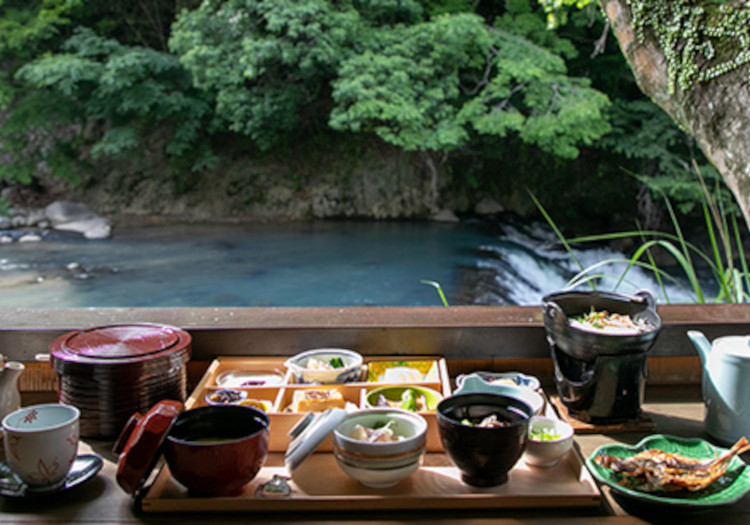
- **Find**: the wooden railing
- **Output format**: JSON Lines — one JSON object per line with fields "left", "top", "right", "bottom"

{"left": 3, "top": 303, "right": 750, "bottom": 395}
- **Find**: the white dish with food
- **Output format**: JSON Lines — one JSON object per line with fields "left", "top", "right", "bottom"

{"left": 332, "top": 408, "right": 427, "bottom": 488}
{"left": 523, "top": 416, "right": 574, "bottom": 467}
{"left": 285, "top": 348, "right": 363, "bottom": 384}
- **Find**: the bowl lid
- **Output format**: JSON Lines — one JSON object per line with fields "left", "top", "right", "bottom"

{"left": 50, "top": 323, "right": 192, "bottom": 369}
{"left": 113, "top": 399, "right": 183, "bottom": 497}
{"left": 284, "top": 408, "right": 347, "bottom": 472}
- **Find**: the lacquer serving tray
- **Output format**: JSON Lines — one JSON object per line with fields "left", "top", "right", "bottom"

{"left": 139, "top": 356, "right": 601, "bottom": 513}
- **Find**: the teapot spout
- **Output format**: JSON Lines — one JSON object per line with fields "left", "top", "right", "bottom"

{"left": 687, "top": 330, "right": 711, "bottom": 365}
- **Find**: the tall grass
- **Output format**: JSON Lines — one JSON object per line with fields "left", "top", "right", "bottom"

{"left": 531, "top": 164, "right": 750, "bottom": 304}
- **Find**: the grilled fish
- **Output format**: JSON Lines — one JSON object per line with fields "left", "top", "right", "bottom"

{"left": 594, "top": 436, "right": 750, "bottom": 492}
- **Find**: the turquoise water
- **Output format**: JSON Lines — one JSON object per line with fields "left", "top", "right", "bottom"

{"left": 0, "top": 217, "right": 704, "bottom": 308}
{"left": 0, "top": 220, "right": 494, "bottom": 307}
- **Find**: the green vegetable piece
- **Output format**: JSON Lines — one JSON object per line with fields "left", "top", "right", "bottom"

{"left": 400, "top": 388, "right": 418, "bottom": 412}
{"left": 329, "top": 357, "right": 344, "bottom": 369}
{"left": 529, "top": 428, "right": 562, "bottom": 441}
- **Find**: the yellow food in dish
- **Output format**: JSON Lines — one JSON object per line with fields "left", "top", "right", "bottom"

{"left": 291, "top": 388, "right": 346, "bottom": 412}
{"left": 234, "top": 398, "right": 272, "bottom": 412}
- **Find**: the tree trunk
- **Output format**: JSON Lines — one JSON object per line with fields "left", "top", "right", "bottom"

{"left": 600, "top": 0, "right": 750, "bottom": 228}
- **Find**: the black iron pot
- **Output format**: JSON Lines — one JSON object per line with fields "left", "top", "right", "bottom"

{"left": 542, "top": 290, "right": 662, "bottom": 422}
{"left": 542, "top": 290, "right": 662, "bottom": 361}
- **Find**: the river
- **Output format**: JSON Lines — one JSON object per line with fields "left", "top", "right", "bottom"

{"left": 0, "top": 215, "right": 705, "bottom": 308}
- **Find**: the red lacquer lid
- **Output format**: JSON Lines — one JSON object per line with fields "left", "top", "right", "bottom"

{"left": 114, "top": 399, "right": 184, "bottom": 496}
{"left": 50, "top": 323, "right": 191, "bottom": 369}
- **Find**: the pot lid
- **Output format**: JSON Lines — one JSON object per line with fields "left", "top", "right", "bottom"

{"left": 114, "top": 399, "right": 183, "bottom": 497}
{"left": 284, "top": 408, "right": 347, "bottom": 473}
{"left": 50, "top": 323, "right": 192, "bottom": 367}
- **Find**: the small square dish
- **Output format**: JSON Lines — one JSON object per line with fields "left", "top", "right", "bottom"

{"left": 215, "top": 370, "right": 285, "bottom": 388}
{"left": 367, "top": 360, "right": 440, "bottom": 383}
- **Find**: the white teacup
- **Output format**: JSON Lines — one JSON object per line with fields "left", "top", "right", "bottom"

{"left": 2, "top": 403, "right": 80, "bottom": 489}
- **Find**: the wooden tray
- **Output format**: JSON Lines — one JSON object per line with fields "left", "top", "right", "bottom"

{"left": 141, "top": 449, "right": 600, "bottom": 512}
{"left": 186, "top": 356, "right": 452, "bottom": 452}
{"left": 140, "top": 356, "right": 601, "bottom": 513}
{"left": 550, "top": 396, "right": 657, "bottom": 434}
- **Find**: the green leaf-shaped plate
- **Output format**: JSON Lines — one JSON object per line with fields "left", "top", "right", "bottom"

{"left": 586, "top": 434, "right": 750, "bottom": 508}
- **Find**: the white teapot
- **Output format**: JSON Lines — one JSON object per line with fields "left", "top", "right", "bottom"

{"left": 687, "top": 331, "right": 750, "bottom": 444}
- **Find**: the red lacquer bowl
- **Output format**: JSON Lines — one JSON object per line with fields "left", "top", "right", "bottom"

{"left": 163, "top": 405, "right": 269, "bottom": 496}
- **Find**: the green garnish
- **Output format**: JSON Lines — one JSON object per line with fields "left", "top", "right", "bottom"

{"left": 530, "top": 428, "right": 562, "bottom": 441}
{"left": 329, "top": 357, "right": 344, "bottom": 369}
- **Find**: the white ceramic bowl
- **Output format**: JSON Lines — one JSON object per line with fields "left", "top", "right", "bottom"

{"left": 453, "top": 375, "right": 544, "bottom": 415}
{"left": 285, "top": 348, "right": 363, "bottom": 384}
{"left": 522, "top": 416, "right": 574, "bottom": 467}
{"left": 455, "top": 371, "right": 541, "bottom": 391}
{"left": 332, "top": 408, "right": 427, "bottom": 488}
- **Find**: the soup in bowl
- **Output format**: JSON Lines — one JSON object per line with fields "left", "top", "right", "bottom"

{"left": 437, "top": 393, "right": 532, "bottom": 487}
{"left": 163, "top": 405, "right": 269, "bottom": 496}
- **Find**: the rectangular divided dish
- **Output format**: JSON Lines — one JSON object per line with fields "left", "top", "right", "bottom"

{"left": 186, "top": 356, "right": 452, "bottom": 452}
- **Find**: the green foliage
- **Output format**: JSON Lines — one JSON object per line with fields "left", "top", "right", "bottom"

{"left": 421, "top": 279, "right": 450, "bottom": 307}
{"left": 536, "top": 0, "right": 594, "bottom": 28}
{"left": 601, "top": 99, "right": 729, "bottom": 214}
{"left": 0, "top": 0, "right": 83, "bottom": 58}
{"left": 166, "top": 0, "right": 612, "bottom": 205}
{"left": 0, "top": 0, "right": 724, "bottom": 232}
{"left": 534, "top": 170, "right": 750, "bottom": 304}
{"left": 328, "top": 8, "right": 610, "bottom": 160}
{"left": 5, "top": 26, "right": 215, "bottom": 179}
{"left": 170, "top": 0, "right": 360, "bottom": 150}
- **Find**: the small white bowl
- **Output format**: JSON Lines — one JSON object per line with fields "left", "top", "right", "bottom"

{"left": 335, "top": 459, "right": 421, "bottom": 489}
{"left": 523, "top": 416, "right": 574, "bottom": 467}
{"left": 453, "top": 375, "right": 544, "bottom": 415}
{"left": 332, "top": 408, "right": 427, "bottom": 487}
{"left": 285, "top": 348, "right": 363, "bottom": 384}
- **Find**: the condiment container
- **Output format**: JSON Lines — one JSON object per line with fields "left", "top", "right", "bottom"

{"left": 49, "top": 323, "right": 191, "bottom": 437}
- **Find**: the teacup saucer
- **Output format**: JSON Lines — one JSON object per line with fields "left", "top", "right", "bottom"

{"left": 0, "top": 454, "right": 103, "bottom": 498}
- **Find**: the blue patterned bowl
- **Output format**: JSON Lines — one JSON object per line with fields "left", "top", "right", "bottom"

{"left": 285, "top": 348, "right": 363, "bottom": 384}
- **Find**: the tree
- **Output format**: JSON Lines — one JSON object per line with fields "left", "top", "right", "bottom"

{"left": 553, "top": 1, "right": 750, "bottom": 227}
{"left": 170, "top": 0, "right": 611, "bottom": 212}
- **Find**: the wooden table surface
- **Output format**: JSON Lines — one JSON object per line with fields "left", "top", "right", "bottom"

{"left": 1, "top": 385, "right": 747, "bottom": 525}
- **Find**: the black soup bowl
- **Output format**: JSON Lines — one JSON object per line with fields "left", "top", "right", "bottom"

{"left": 437, "top": 393, "right": 532, "bottom": 487}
